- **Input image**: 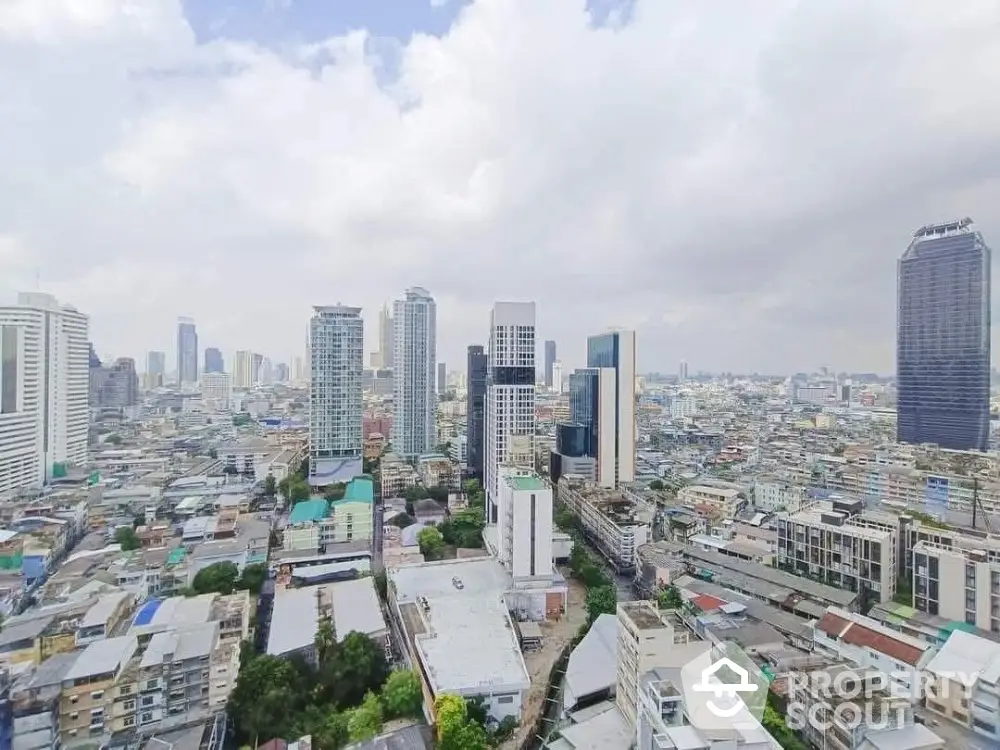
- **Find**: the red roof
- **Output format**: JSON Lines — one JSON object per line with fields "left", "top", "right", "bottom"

{"left": 818, "top": 610, "right": 927, "bottom": 666}
{"left": 691, "top": 594, "right": 727, "bottom": 612}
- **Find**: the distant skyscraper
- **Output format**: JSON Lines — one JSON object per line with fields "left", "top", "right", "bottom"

{"left": 232, "top": 350, "right": 254, "bottom": 389}
{"left": 466, "top": 345, "right": 488, "bottom": 482}
{"left": 585, "top": 329, "right": 637, "bottom": 487}
{"left": 552, "top": 360, "right": 564, "bottom": 393}
{"left": 392, "top": 288, "right": 437, "bottom": 457}
{"left": 275, "top": 362, "right": 289, "bottom": 382}
{"left": 251, "top": 353, "right": 263, "bottom": 385}
{"left": 679, "top": 360, "right": 688, "bottom": 382}
{"left": 0, "top": 293, "right": 89, "bottom": 493}
{"left": 204, "top": 347, "right": 224, "bottom": 374}
{"left": 437, "top": 362, "right": 447, "bottom": 394}
{"left": 309, "top": 305, "right": 364, "bottom": 485}
{"left": 146, "top": 350, "right": 166, "bottom": 389}
{"left": 176, "top": 317, "right": 198, "bottom": 384}
{"left": 371, "top": 302, "right": 394, "bottom": 369}
{"left": 485, "top": 301, "right": 536, "bottom": 522}
{"left": 201, "top": 372, "right": 232, "bottom": 410}
{"left": 897, "top": 218, "right": 991, "bottom": 450}
{"left": 100, "top": 358, "right": 139, "bottom": 410}
{"left": 544, "top": 340, "right": 557, "bottom": 388}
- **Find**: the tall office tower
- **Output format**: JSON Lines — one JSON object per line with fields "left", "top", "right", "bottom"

{"left": 544, "top": 340, "right": 557, "bottom": 388}
{"left": 204, "top": 347, "right": 224, "bottom": 374}
{"left": 176, "top": 317, "right": 198, "bottom": 385}
{"left": 232, "top": 350, "right": 254, "bottom": 389}
{"left": 309, "top": 305, "right": 364, "bottom": 485}
{"left": 201, "top": 372, "right": 232, "bottom": 411}
{"left": 251, "top": 353, "right": 263, "bottom": 386}
{"left": 466, "top": 345, "right": 488, "bottom": 481}
{"left": 100, "top": 358, "right": 139, "bottom": 409}
{"left": 292, "top": 356, "right": 306, "bottom": 384}
{"left": 678, "top": 360, "right": 688, "bottom": 382}
{"left": 485, "top": 301, "right": 536, "bottom": 522}
{"left": 258, "top": 357, "right": 274, "bottom": 386}
{"left": 898, "top": 219, "right": 992, "bottom": 450}
{"left": 0, "top": 293, "right": 89, "bottom": 494}
{"left": 378, "top": 302, "right": 394, "bottom": 369}
{"left": 391, "top": 288, "right": 437, "bottom": 457}
{"left": 145, "top": 350, "right": 166, "bottom": 389}
{"left": 552, "top": 360, "right": 564, "bottom": 394}
{"left": 275, "top": 362, "right": 289, "bottom": 382}
{"left": 437, "top": 362, "right": 447, "bottom": 394}
{"left": 585, "top": 329, "right": 637, "bottom": 486}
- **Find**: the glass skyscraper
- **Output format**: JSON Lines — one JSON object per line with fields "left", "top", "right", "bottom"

{"left": 466, "top": 345, "right": 488, "bottom": 482}
{"left": 897, "top": 218, "right": 991, "bottom": 451}
{"left": 176, "top": 317, "right": 198, "bottom": 385}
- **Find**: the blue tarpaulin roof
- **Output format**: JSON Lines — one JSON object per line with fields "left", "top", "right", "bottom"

{"left": 133, "top": 599, "right": 164, "bottom": 627}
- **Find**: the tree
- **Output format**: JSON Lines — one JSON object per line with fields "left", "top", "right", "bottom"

{"left": 114, "top": 526, "right": 140, "bottom": 551}
{"left": 236, "top": 563, "right": 268, "bottom": 594}
{"left": 313, "top": 711, "right": 349, "bottom": 750}
{"left": 228, "top": 654, "right": 309, "bottom": 743}
{"left": 425, "top": 485, "right": 450, "bottom": 504}
{"left": 585, "top": 584, "right": 617, "bottom": 623}
{"left": 330, "top": 631, "right": 390, "bottom": 708}
{"left": 389, "top": 513, "right": 416, "bottom": 529}
{"left": 649, "top": 479, "right": 664, "bottom": 491}
{"left": 418, "top": 526, "right": 446, "bottom": 560}
{"left": 404, "top": 485, "right": 427, "bottom": 503}
{"left": 373, "top": 570, "right": 388, "bottom": 600}
{"left": 105, "top": 434, "right": 123, "bottom": 445}
{"left": 324, "top": 483, "right": 346, "bottom": 502}
{"left": 192, "top": 561, "right": 241, "bottom": 595}
{"left": 290, "top": 478, "right": 312, "bottom": 504}
{"left": 347, "top": 692, "right": 382, "bottom": 742}
{"left": 434, "top": 694, "right": 467, "bottom": 743}
{"left": 380, "top": 669, "right": 423, "bottom": 719}
{"left": 657, "top": 585, "right": 683, "bottom": 610}
{"left": 438, "top": 509, "right": 484, "bottom": 548}
{"left": 263, "top": 474, "right": 277, "bottom": 496}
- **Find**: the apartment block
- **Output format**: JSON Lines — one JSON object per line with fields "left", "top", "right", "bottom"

{"left": 776, "top": 502, "right": 896, "bottom": 603}
{"left": 676, "top": 485, "right": 744, "bottom": 517}
{"left": 924, "top": 629, "right": 1000, "bottom": 742}
{"left": 557, "top": 476, "right": 652, "bottom": 572}
{"left": 60, "top": 636, "right": 139, "bottom": 744}
{"left": 912, "top": 539, "right": 1000, "bottom": 633}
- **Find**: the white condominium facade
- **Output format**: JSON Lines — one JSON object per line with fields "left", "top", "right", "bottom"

{"left": 485, "top": 301, "right": 536, "bottom": 523}
{"left": 391, "top": 288, "right": 436, "bottom": 457}
{"left": 0, "top": 292, "right": 89, "bottom": 495}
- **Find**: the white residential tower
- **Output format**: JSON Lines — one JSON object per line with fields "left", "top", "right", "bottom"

{"left": 391, "top": 288, "right": 437, "bottom": 457}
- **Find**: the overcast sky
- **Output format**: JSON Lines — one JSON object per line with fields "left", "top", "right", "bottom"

{"left": 1, "top": 0, "right": 999, "bottom": 376}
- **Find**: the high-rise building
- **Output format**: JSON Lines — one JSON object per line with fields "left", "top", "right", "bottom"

{"left": 232, "top": 350, "right": 254, "bottom": 389}
{"left": 583, "top": 329, "right": 637, "bottom": 487}
{"left": 544, "top": 340, "right": 557, "bottom": 388}
{"left": 309, "top": 305, "right": 364, "bottom": 485}
{"left": 0, "top": 293, "right": 89, "bottom": 493}
{"left": 437, "top": 362, "right": 447, "bottom": 394}
{"left": 485, "top": 301, "right": 536, "bottom": 521}
{"left": 99, "top": 358, "right": 139, "bottom": 410}
{"left": 392, "top": 288, "right": 437, "bottom": 457}
{"left": 552, "top": 360, "right": 564, "bottom": 394}
{"left": 201, "top": 372, "right": 232, "bottom": 411}
{"left": 496, "top": 470, "right": 553, "bottom": 580}
{"left": 275, "top": 362, "right": 289, "bottom": 383}
{"left": 257, "top": 357, "right": 274, "bottom": 386}
{"left": 678, "top": 360, "right": 688, "bottom": 382}
{"left": 370, "top": 303, "right": 394, "bottom": 370}
{"left": 466, "top": 345, "right": 488, "bottom": 482}
{"left": 176, "top": 317, "right": 198, "bottom": 385}
{"left": 145, "top": 350, "right": 166, "bottom": 389}
{"left": 897, "top": 219, "right": 991, "bottom": 451}
{"left": 204, "top": 347, "right": 224, "bottom": 374}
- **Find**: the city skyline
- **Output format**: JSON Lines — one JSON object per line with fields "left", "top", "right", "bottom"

{"left": 2, "top": 3, "right": 998, "bottom": 374}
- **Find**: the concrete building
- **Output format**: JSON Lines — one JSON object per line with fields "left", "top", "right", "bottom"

{"left": 203, "top": 347, "right": 224, "bottom": 374}
{"left": 911, "top": 538, "right": 1000, "bottom": 632}
{"left": 309, "top": 305, "right": 364, "bottom": 486}
{"left": 924, "top": 629, "right": 1000, "bottom": 742}
{"left": 677, "top": 485, "right": 744, "bottom": 517}
{"left": 775, "top": 501, "right": 897, "bottom": 604}
{"left": 493, "top": 472, "right": 553, "bottom": 581}
{"left": 231, "top": 350, "right": 254, "bottom": 390}
{"left": 557, "top": 477, "right": 651, "bottom": 572}
{"left": 176, "top": 317, "right": 198, "bottom": 385}
{"left": 59, "top": 635, "right": 139, "bottom": 743}
{"left": 144, "top": 351, "right": 165, "bottom": 389}
{"left": 369, "top": 302, "right": 393, "bottom": 370}
{"left": 387, "top": 558, "right": 531, "bottom": 722}
{"left": 437, "top": 362, "right": 446, "bottom": 394}
{"left": 200, "top": 373, "right": 231, "bottom": 411}
{"left": 392, "top": 288, "right": 437, "bottom": 457}
{"left": 586, "top": 329, "right": 636, "bottom": 487}
{"left": 0, "top": 292, "right": 89, "bottom": 495}
{"left": 485, "top": 302, "right": 536, "bottom": 522}
{"left": 544, "top": 340, "right": 557, "bottom": 389}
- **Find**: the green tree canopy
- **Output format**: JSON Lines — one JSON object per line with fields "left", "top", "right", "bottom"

{"left": 417, "top": 526, "right": 446, "bottom": 560}
{"left": 324, "top": 483, "right": 346, "bottom": 502}
{"left": 649, "top": 479, "right": 664, "bottom": 491}
{"left": 657, "top": 585, "right": 684, "bottom": 610}
{"left": 437, "top": 509, "right": 485, "bottom": 549}
{"left": 236, "top": 563, "right": 268, "bottom": 594}
{"left": 380, "top": 669, "right": 423, "bottom": 719}
{"left": 585, "top": 584, "right": 618, "bottom": 623}
{"left": 227, "top": 654, "right": 309, "bottom": 742}
{"left": 114, "top": 526, "right": 140, "bottom": 551}
{"left": 263, "top": 474, "right": 277, "bottom": 496}
{"left": 347, "top": 692, "right": 383, "bottom": 743}
{"left": 404, "top": 485, "right": 428, "bottom": 502}
{"left": 192, "top": 561, "right": 240, "bottom": 595}
{"left": 389, "top": 513, "right": 416, "bottom": 529}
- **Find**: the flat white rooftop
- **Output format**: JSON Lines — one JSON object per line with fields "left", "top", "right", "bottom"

{"left": 391, "top": 558, "right": 529, "bottom": 696}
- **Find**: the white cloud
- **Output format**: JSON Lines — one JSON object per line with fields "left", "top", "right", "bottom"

{"left": 2, "top": 0, "right": 1000, "bottom": 373}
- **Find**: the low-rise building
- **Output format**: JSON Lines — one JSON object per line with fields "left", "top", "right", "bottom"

{"left": 677, "top": 485, "right": 744, "bottom": 517}
{"left": 557, "top": 477, "right": 652, "bottom": 572}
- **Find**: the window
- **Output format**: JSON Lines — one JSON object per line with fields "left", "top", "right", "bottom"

{"left": 90, "top": 691, "right": 104, "bottom": 700}
{"left": 497, "top": 695, "right": 514, "bottom": 704}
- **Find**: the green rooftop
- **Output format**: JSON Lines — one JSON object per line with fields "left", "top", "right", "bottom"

{"left": 507, "top": 475, "right": 546, "bottom": 491}
{"left": 342, "top": 476, "right": 375, "bottom": 503}
{"left": 289, "top": 498, "right": 331, "bottom": 524}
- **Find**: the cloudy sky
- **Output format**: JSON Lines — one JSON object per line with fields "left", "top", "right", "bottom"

{"left": 2, "top": 0, "right": 999, "bottom": 376}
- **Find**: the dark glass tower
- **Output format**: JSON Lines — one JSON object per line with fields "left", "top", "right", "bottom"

{"left": 897, "top": 218, "right": 991, "bottom": 451}
{"left": 568, "top": 368, "right": 599, "bottom": 457}
{"left": 466, "top": 345, "right": 488, "bottom": 481}
{"left": 204, "top": 347, "right": 224, "bottom": 374}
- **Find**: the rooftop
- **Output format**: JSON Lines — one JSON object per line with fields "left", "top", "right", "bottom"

{"left": 289, "top": 499, "right": 330, "bottom": 524}
{"left": 66, "top": 635, "right": 138, "bottom": 680}
{"left": 505, "top": 474, "right": 547, "bottom": 492}
{"left": 342, "top": 476, "right": 375, "bottom": 503}
{"left": 389, "top": 558, "right": 529, "bottom": 694}
{"left": 140, "top": 623, "right": 218, "bottom": 667}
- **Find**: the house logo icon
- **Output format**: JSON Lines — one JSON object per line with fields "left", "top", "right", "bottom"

{"left": 691, "top": 656, "right": 759, "bottom": 718}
